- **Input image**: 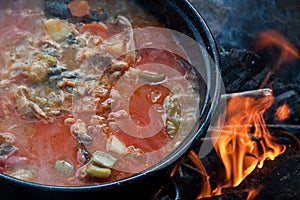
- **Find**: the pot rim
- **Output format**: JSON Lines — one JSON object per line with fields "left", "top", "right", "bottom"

{"left": 0, "top": 0, "right": 222, "bottom": 192}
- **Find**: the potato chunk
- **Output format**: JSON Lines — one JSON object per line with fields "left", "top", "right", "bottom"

{"left": 43, "top": 19, "right": 76, "bottom": 42}
{"left": 86, "top": 164, "right": 111, "bottom": 178}
{"left": 84, "top": 150, "right": 117, "bottom": 179}
{"left": 91, "top": 150, "right": 116, "bottom": 168}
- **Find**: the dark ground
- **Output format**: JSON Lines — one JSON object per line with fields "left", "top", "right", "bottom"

{"left": 189, "top": 0, "right": 300, "bottom": 200}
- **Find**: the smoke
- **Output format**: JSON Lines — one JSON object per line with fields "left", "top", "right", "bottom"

{"left": 191, "top": 0, "right": 289, "bottom": 49}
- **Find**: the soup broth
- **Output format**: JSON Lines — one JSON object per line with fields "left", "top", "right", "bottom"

{"left": 0, "top": 0, "right": 200, "bottom": 186}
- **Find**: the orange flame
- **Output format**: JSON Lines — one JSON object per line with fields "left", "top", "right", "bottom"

{"left": 275, "top": 103, "right": 290, "bottom": 121}
{"left": 246, "top": 188, "right": 259, "bottom": 200}
{"left": 252, "top": 29, "right": 299, "bottom": 66}
{"left": 198, "top": 94, "right": 286, "bottom": 198}
{"left": 196, "top": 30, "right": 297, "bottom": 199}
{"left": 251, "top": 30, "right": 299, "bottom": 88}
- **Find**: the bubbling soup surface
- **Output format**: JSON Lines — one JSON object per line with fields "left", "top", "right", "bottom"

{"left": 0, "top": 0, "right": 200, "bottom": 186}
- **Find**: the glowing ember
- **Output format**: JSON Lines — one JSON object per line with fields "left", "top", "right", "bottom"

{"left": 197, "top": 93, "right": 286, "bottom": 198}
{"left": 275, "top": 103, "right": 290, "bottom": 121}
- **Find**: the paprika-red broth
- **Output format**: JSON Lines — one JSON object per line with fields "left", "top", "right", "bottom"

{"left": 0, "top": 0, "right": 200, "bottom": 186}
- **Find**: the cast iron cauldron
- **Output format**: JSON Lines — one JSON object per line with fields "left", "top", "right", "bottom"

{"left": 0, "top": 0, "right": 221, "bottom": 199}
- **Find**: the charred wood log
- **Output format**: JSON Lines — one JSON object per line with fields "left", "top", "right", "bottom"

{"left": 265, "top": 67, "right": 300, "bottom": 132}
{"left": 218, "top": 46, "right": 268, "bottom": 93}
{"left": 219, "top": 46, "right": 300, "bottom": 133}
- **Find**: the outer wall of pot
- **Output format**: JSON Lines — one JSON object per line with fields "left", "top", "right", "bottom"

{"left": 0, "top": 0, "right": 221, "bottom": 199}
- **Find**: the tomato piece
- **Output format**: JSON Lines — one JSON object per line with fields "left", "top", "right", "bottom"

{"left": 80, "top": 23, "right": 108, "bottom": 38}
{"left": 68, "top": 0, "right": 89, "bottom": 17}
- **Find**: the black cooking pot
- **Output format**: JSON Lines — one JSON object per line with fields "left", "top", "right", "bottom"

{"left": 0, "top": 0, "right": 221, "bottom": 199}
